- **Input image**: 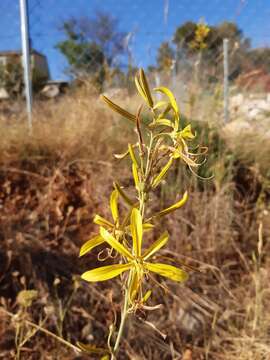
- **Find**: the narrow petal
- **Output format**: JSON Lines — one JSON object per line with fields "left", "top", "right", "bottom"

{"left": 132, "top": 163, "right": 140, "bottom": 189}
{"left": 113, "top": 181, "right": 134, "bottom": 207}
{"left": 153, "top": 191, "right": 188, "bottom": 217}
{"left": 153, "top": 101, "right": 168, "bottom": 110}
{"left": 130, "top": 208, "right": 143, "bottom": 256}
{"left": 152, "top": 158, "right": 173, "bottom": 188}
{"left": 139, "top": 68, "right": 154, "bottom": 108}
{"left": 142, "top": 223, "right": 154, "bottom": 231}
{"left": 152, "top": 119, "right": 174, "bottom": 128}
{"left": 154, "top": 86, "right": 179, "bottom": 117}
{"left": 180, "top": 124, "right": 195, "bottom": 139}
{"left": 100, "top": 227, "right": 133, "bottom": 260}
{"left": 145, "top": 262, "right": 188, "bottom": 282}
{"left": 81, "top": 263, "right": 132, "bottom": 282}
{"left": 101, "top": 95, "right": 136, "bottom": 122}
{"left": 129, "top": 268, "right": 140, "bottom": 302}
{"left": 128, "top": 143, "right": 138, "bottom": 168}
{"left": 110, "top": 190, "right": 119, "bottom": 223}
{"left": 93, "top": 214, "right": 114, "bottom": 228}
{"left": 79, "top": 235, "right": 104, "bottom": 257}
{"left": 142, "top": 232, "right": 169, "bottom": 260}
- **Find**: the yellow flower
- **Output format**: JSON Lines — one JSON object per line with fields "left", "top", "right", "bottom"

{"left": 81, "top": 208, "right": 188, "bottom": 301}
{"left": 79, "top": 190, "right": 153, "bottom": 257}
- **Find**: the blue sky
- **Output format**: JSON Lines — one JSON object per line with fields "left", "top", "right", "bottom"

{"left": 0, "top": 0, "right": 270, "bottom": 80}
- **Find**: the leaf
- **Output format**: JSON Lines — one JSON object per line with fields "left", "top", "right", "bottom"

{"left": 79, "top": 235, "right": 104, "bottom": 257}
{"left": 128, "top": 143, "right": 138, "bottom": 167}
{"left": 100, "top": 227, "right": 133, "bottom": 260}
{"left": 154, "top": 191, "right": 188, "bottom": 217}
{"left": 113, "top": 181, "right": 134, "bottom": 207}
{"left": 145, "top": 262, "right": 188, "bottom": 282}
{"left": 93, "top": 214, "right": 114, "bottom": 228}
{"left": 130, "top": 208, "right": 143, "bottom": 257}
{"left": 110, "top": 189, "right": 119, "bottom": 223}
{"left": 180, "top": 124, "right": 195, "bottom": 139}
{"left": 152, "top": 158, "right": 173, "bottom": 188}
{"left": 154, "top": 87, "right": 179, "bottom": 117}
{"left": 101, "top": 95, "right": 136, "bottom": 122}
{"left": 81, "top": 263, "right": 132, "bottom": 282}
{"left": 77, "top": 342, "right": 108, "bottom": 355}
{"left": 142, "top": 231, "right": 169, "bottom": 260}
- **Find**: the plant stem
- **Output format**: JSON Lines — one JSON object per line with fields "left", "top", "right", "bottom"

{"left": 111, "top": 274, "right": 131, "bottom": 359}
{"left": 111, "top": 130, "right": 155, "bottom": 359}
{"left": 0, "top": 308, "right": 82, "bottom": 354}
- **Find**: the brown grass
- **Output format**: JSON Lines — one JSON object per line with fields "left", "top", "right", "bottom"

{"left": 0, "top": 86, "right": 269, "bottom": 359}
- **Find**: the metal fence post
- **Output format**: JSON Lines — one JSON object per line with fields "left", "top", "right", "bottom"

{"left": 19, "top": 0, "right": 32, "bottom": 132}
{"left": 223, "top": 38, "right": 229, "bottom": 123}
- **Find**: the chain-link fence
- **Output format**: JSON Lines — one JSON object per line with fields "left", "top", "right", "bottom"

{"left": 1, "top": 0, "right": 270, "bottom": 125}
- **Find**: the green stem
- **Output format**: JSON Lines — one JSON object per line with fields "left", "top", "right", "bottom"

{"left": 110, "top": 130, "right": 155, "bottom": 359}
{"left": 111, "top": 274, "right": 131, "bottom": 359}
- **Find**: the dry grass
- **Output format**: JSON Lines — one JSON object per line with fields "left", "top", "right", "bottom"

{"left": 0, "top": 86, "right": 269, "bottom": 359}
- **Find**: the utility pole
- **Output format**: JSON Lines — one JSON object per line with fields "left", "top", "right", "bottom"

{"left": 19, "top": 0, "right": 32, "bottom": 132}
{"left": 223, "top": 38, "right": 229, "bottom": 123}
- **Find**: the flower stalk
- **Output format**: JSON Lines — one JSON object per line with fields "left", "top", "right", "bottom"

{"left": 79, "top": 68, "right": 207, "bottom": 359}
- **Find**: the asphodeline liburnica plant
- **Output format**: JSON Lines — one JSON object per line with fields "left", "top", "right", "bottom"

{"left": 78, "top": 69, "right": 207, "bottom": 359}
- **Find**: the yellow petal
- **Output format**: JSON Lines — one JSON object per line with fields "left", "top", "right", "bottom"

{"left": 113, "top": 181, "right": 134, "bottom": 207}
{"left": 142, "top": 290, "right": 152, "bottom": 303}
{"left": 100, "top": 227, "right": 133, "bottom": 260}
{"left": 128, "top": 143, "right": 138, "bottom": 168}
{"left": 101, "top": 95, "right": 136, "bottom": 122}
{"left": 154, "top": 191, "right": 188, "bottom": 217}
{"left": 154, "top": 86, "right": 179, "bottom": 117}
{"left": 114, "top": 149, "right": 129, "bottom": 159}
{"left": 139, "top": 68, "right": 154, "bottom": 108}
{"left": 110, "top": 189, "right": 119, "bottom": 223}
{"left": 81, "top": 263, "right": 132, "bottom": 282}
{"left": 153, "top": 101, "right": 168, "bottom": 110}
{"left": 129, "top": 268, "right": 140, "bottom": 302}
{"left": 152, "top": 158, "right": 173, "bottom": 188}
{"left": 130, "top": 208, "right": 143, "bottom": 257}
{"left": 135, "top": 69, "right": 154, "bottom": 108}
{"left": 142, "top": 223, "right": 154, "bottom": 231}
{"left": 178, "top": 152, "right": 199, "bottom": 167}
{"left": 132, "top": 163, "right": 140, "bottom": 189}
{"left": 180, "top": 124, "right": 195, "bottom": 139}
{"left": 93, "top": 214, "right": 114, "bottom": 228}
{"left": 142, "top": 231, "right": 169, "bottom": 260}
{"left": 145, "top": 262, "right": 188, "bottom": 282}
{"left": 79, "top": 235, "right": 104, "bottom": 257}
{"left": 149, "top": 118, "right": 173, "bottom": 128}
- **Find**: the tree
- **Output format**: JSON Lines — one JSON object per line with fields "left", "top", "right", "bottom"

{"left": 173, "top": 21, "right": 250, "bottom": 80}
{"left": 56, "top": 11, "right": 126, "bottom": 85}
{"left": 247, "top": 48, "right": 270, "bottom": 73}
{"left": 156, "top": 41, "right": 175, "bottom": 72}
{"left": 0, "top": 62, "right": 23, "bottom": 98}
